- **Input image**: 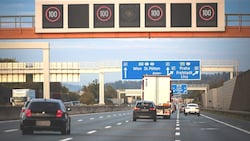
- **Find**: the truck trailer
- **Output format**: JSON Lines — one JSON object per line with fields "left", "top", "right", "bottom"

{"left": 10, "top": 89, "right": 36, "bottom": 106}
{"left": 142, "top": 75, "right": 172, "bottom": 119}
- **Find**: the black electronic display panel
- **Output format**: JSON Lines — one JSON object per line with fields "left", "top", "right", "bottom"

{"left": 171, "top": 3, "right": 191, "bottom": 27}
{"left": 68, "top": 4, "right": 89, "bottom": 28}
{"left": 42, "top": 5, "right": 63, "bottom": 28}
{"left": 197, "top": 3, "right": 217, "bottom": 27}
{"left": 94, "top": 4, "right": 114, "bottom": 28}
{"left": 145, "top": 4, "right": 166, "bottom": 27}
{"left": 119, "top": 4, "right": 140, "bottom": 27}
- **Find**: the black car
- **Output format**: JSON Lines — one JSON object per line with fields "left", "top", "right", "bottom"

{"left": 20, "top": 98, "right": 71, "bottom": 135}
{"left": 133, "top": 100, "right": 157, "bottom": 122}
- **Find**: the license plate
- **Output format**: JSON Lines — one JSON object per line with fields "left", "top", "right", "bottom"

{"left": 141, "top": 109, "right": 149, "bottom": 112}
{"left": 36, "top": 120, "right": 51, "bottom": 126}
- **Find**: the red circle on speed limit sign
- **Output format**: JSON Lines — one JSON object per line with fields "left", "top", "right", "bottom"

{"left": 96, "top": 5, "right": 112, "bottom": 22}
{"left": 199, "top": 5, "right": 215, "bottom": 21}
{"left": 45, "top": 6, "right": 61, "bottom": 23}
{"left": 147, "top": 5, "right": 163, "bottom": 21}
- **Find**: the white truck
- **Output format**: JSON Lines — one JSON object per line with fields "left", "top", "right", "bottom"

{"left": 142, "top": 75, "right": 172, "bottom": 119}
{"left": 10, "top": 89, "right": 36, "bottom": 106}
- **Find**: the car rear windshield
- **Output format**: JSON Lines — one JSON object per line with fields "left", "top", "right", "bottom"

{"left": 187, "top": 104, "right": 198, "bottom": 107}
{"left": 29, "top": 102, "right": 60, "bottom": 113}
{"left": 136, "top": 102, "right": 154, "bottom": 108}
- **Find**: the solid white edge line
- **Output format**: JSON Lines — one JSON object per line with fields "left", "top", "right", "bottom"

{"left": 201, "top": 114, "right": 250, "bottom": 135}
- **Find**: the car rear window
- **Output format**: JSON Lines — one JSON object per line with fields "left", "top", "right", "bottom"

{"left": 187, "top": 104, "right": 198, "bottom": 107}
{"left": 29, "top": 102, "right": 60, "bottom": 113}
{"left": 136, "top": 102, "right": 154, "bottom": 108}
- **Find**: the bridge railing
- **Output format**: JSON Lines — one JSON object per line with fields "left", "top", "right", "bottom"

{"left": 225, "top": 14, "right": 250, "bottom": 26}
{"left": 0, "top": 14, "right": 249, "bottom": 28}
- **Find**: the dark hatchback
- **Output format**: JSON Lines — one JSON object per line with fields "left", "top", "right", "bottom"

{"left": 133, "top": 100, "right": 157, "bottom": 122}
{"left": 20, "top": 98, "right": 71, "bottom": 135}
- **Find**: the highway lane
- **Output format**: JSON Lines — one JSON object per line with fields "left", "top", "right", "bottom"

{"left": 0, "top": 110, "right": 249, "bottom": 141}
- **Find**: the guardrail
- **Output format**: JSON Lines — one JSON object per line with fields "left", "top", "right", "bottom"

{"left": 0, "top": 14, "right": 249, "bottom": 28}
{"left": 203, "top": 108, "right": 250, "bottom": 121}
{"left": 0, "top": 105, "right": 131, "bottom": 121}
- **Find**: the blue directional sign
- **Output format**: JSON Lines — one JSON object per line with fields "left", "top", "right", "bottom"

{"left": 172, "top": 84, "right": 188, "bottom": 94}
{"left": 122, "top": 60, "right": 200, "bottom": 80}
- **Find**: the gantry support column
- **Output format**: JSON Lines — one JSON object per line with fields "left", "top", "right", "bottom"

{"left": 230, "top": 71, "right": 234, "bottom": 79}
{"left": 43, "top": 47, "right": 50, "bottom": 99}
{"left": 99, "top": 72, "right": 105, "bottom": 105}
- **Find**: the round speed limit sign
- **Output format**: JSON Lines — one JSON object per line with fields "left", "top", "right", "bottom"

{"left": 45, "top": 6, "right": 61, "bottom": 23}
{"left": 96, "top": 5, "right": 112, "bottom": 22}
{"left": 199, "top": 5, "right": 215, "bottom": 21}
{"left": 147, "top": 5, "right": 163, "bottom": 21}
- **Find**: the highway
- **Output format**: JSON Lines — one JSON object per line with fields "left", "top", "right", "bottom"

{"left": 0, "top": 110, "right": 249, "bottom": 141}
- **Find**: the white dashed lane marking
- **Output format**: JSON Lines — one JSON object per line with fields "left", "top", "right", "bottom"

{"left": 59, "top": 137, "right": 73, "bottom": 141}
{"left": 4, "top": 129, "right": 19, "bottom": 133}
{"left": 87, "top": 130, "right": 96, "bottom": 134}
{"left": 105, "top": 126, "right": 112, "bottom": 129}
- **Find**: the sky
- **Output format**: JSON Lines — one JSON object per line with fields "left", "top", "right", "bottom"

{"left": 0, "top": 0, "right": 250, "bottom": 86}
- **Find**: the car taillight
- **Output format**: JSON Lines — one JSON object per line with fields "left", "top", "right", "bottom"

{"left": 25, "top": 109, "right": 32, "bottom": 117}
{"left": 56, "top": 110, "right": 63, "bottom": 118}
{"left": 21, "top": 109, "right": 26, "bottom": 113}
{"left": 134, "top": 107, "right": 140, "bottom": 111}
{"left": 149, "top": 108, "right": 156, "bottom": 111}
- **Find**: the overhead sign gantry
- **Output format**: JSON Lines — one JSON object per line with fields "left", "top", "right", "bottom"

{"left": 35, "top": 0, "right": 225, "bottom": 33}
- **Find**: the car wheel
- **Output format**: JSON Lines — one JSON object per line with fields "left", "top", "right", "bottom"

{"left": 67, "top": 128, "right": 71, "bottom": 135}
{"left": 133, "top": 117, "right": 136, "bottom": 121}
{"left": 61, "top": 127, "right": 67, "bottom": 135}
{"left": 61, "top": 124, "right": 68, "bottom": 135}
{"left": 67, "top": 123, "right": 71, "bottom": 135}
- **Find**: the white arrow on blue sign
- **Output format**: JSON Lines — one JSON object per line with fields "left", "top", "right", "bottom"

{"left": 122, "top": 60, "right": 200, "bottom": 80}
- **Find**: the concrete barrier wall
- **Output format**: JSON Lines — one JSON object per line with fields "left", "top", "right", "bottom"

{"left": 0, "top": 105, "right": 131, "bottom": 121}
{"left": 202, "top": 70, "right": 250, "bottom": 112}
{"left": 0, "top": 106, "right": 21, "bottom": 121}
{"left": 219, "top": 78, "right": 236, "bottom": 110}
{"left": 202, "top": 77, "right": 236, "bottom": 110}
{"left": 230, "top": 70, "right": 250, "bottom": 112}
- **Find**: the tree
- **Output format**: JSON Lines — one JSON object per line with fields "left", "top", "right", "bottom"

{"left": 0, "top": 58, "right": 17, "bottom": 62}
{"left": 79, "top": 80, "right": 100, "bottom": 105}
{"left": 105, "top": 85, "right": 117, "bottom": 99}
{"left": 79, "top": 86, "right": 95, "bottom": 105}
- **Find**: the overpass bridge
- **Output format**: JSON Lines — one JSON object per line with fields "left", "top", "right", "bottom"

{"left": 0, "top": 58, "right": 236, "bottom": 104}
{"left": 116, "top": 84, "right": 209, "bottom": 104}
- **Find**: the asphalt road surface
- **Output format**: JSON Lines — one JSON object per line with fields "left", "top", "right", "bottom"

{"left": 0, "top": 110, "right": 249, "bottom": 141}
